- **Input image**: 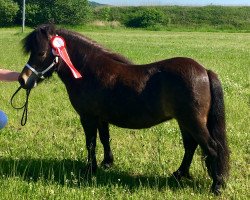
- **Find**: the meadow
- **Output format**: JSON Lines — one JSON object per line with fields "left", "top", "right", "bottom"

{"left": 0, "top": 27, "right": 249, "bottom": 199}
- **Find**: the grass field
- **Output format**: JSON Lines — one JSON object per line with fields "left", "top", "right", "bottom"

{"left": 0, "top": 27, "right": 249, "bottom": 199}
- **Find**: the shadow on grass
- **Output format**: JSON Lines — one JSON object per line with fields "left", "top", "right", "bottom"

{"left": 0, "top": 158, "right": 209, "bottom": 193}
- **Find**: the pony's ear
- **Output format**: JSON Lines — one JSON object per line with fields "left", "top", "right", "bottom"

{"left": 39, "top": 24, "right": 56, "bottom": 40}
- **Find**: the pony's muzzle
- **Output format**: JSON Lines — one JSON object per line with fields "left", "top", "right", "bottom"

{"left": 19, "top": 71, "right": 37, "bottom": 89}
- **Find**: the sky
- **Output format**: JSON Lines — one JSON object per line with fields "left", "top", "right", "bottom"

{"left": 93, "top": 0, "right": 250, "bottom": 6}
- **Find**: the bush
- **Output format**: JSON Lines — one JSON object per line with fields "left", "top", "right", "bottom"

{"left": 0, "top": 0, "right": 19, "bottom": 26}
{"left": 95, "top": 7, "right": 112, "bottom": 21}
{"left": 124, "top": 8, "right": 166, "bottom": 28}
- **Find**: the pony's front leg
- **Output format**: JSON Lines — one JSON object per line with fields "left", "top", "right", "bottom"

{"left": 98, "top": 121, "right": 114, "bottom": 169}
{"left": 81, "top": 116, "right": 98, "bottom": 174}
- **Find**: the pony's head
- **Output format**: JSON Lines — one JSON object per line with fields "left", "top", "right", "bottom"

{"left": 19, "top": 24, "right": 58, "bottom": 89}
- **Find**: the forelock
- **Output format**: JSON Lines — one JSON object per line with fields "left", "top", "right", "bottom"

{"left": 22, "top": 24, "right": 56, "bottom": 54}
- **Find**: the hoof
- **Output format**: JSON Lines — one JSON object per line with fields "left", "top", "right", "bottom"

{"left": 211, "top": 187, "right": 221, "bottom": 196}
{"left": 85, "top": 162, "right": 97, "bottom": 177}
{"left": 101, "top": 160, "right": 113, "bottom": 169}
{"left": 173, "top": 170, "right": 192, "bottom": 180}
{"left": 211, "top": 182, "right": 223, "bottom": 196}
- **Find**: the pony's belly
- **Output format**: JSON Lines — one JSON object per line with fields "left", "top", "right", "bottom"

{"left": 108, "top": 115, "right": 172, "bottom": 129}
{"left": 99, "top": 97, "right": 174, "bottom": 129}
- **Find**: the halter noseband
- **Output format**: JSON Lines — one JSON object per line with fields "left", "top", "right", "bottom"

{"left": 25, "top": 56, "right": 59, "bottom": 79}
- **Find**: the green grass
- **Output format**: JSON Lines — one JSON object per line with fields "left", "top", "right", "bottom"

{"left": 0, "top": 27, "right": 249, "bottom": 199}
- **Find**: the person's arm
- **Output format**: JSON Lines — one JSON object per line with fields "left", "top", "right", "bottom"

{"left": 0, "top": 69, "right": 20, "bottom": 82}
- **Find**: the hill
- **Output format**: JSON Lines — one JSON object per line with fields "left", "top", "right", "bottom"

{"left": 89, "top": 1, "right": 107, "bottom": 7}
{"left": 93, "top": 5, "right": 250, "bottom": 31}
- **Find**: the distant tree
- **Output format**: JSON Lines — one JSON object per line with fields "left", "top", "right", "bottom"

{"left": 0, "top": 0, "right": 19, "bottom": 26}
{"left": 54, "top": 0, "right": 92, "bottom": 25}
{"left": 13, "top": 0, "right": 92, "bottom": 26}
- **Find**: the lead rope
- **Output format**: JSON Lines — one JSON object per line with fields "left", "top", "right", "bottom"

{"left": 10, "top": 86, "right": 31, "bottom": 126}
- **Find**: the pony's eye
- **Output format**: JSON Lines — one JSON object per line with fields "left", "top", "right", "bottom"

{"left": 38, "top": 51, "right": 46, "bottom": 57}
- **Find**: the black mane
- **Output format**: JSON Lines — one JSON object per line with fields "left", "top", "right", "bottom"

{"left": 22, "top": 24, "right": 133, "bottom": 64}
{"left": 22, "top": 24, "right": 56, "bottom": 54}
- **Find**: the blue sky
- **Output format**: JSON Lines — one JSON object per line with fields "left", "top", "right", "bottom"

{"left": 93, "top": 0, "right": 250, "bottom": 6}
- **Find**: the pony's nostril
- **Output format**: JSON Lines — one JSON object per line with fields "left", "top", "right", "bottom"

{"left": 18, "top": 73, "right": 37, "bottom": 89}
{"left": 18, "top": 77, "right": 25, "bottom": 87}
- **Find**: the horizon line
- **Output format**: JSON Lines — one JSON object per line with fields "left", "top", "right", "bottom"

{"left": 91, "top": 1, "right": 250, "bottom": 7}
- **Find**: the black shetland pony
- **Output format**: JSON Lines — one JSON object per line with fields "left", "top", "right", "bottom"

{"left": 19, "top": 24, "right": 229, "bottom": 195}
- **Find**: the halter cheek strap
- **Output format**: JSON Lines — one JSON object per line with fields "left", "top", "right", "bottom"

{"left": 25, "top": 57, "right": 59, "bottom": 79}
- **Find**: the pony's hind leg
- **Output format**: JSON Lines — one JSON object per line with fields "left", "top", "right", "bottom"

{"left": 98, "top": 121, "right": 114, "bottom": 168}
{"left": 173, "top": 125, "right": 198, "bottom": 180}
{"left": 184, "top": 121, "right": 223, "bottom": 195}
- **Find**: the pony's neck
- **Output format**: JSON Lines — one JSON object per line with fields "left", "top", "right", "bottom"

{"left": 54, "top": 29, "right": 133, "bottom": 85}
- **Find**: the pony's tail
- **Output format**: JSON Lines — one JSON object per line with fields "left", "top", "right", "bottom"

{"left": 206, "top": 70, "right": 230, "bottom": 180}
